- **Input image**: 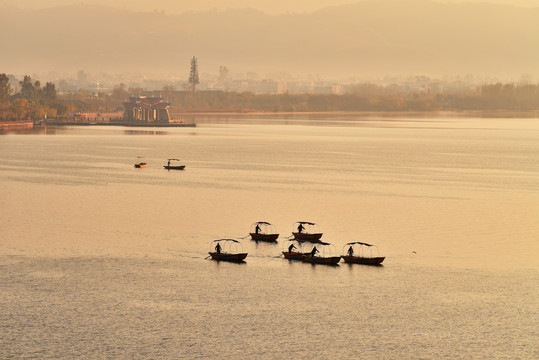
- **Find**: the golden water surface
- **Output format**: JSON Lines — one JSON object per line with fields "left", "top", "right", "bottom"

{"left": 1, "top": 115, "right": 538, "bottom": 358}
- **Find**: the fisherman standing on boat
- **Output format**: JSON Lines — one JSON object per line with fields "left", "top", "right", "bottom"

{"left": 255, "top": 224, "right": 261, "bottom": 234}
{"left": 167, "top": 160, "right": 171, "bottom": 167}
{"left": 347, "top": 246, "right": 354, "bottom": 256}
{"left": 297, "top": 223, "right": 305, "bottom": 233}
{"left": 310, "top": 246, "right": 318, "bottom": 257}
{"left": 288, "top": 243, "right": 296, "bottom": 253}
{"left": 215, "top": 243, "right": 222, "bottom": 254}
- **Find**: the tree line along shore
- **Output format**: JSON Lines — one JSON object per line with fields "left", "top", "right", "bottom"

{"left": 1, "top": 73, "right": 538, "bottom": 122}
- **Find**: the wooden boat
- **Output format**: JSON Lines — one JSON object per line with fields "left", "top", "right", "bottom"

{"left": 208, "top": 252, "right": 248, "bottom": 262}
{"left": 342, "top": 242, "right": 385, "bottom": 265}
{"left": 164, "top": 165, "right": 186, "bottom": 170}
{"left": 164, "top": 158, "right": 186, "bottom": 170}
{"left": 282, "top": 251, "right": 308, "bottom": 260}
{"left": 301, "top": 241, "right": 340, "bottom": 265}
{"left": 292, "top": 221, "right": 323, "bottom": 242}
{"left": 342, "top": 256, "right": 385, "bottom": 265}
{"left": 208, "top": 239, "right": 248, "bottom": 263}
{"left": 281, "top": 239, "right": 307, "bottom": 260}
{"left": 302, "top": 255, "right": 341, "bottom": 265}
{"left": 249, "top": 221, "right": 279, "bottom": 242}
{"left": 134, "top": 156, "right": 146, "bottom": 168}
{"left": 251, "top": 233, "right": 279, "bottom": 242}
{"left": 292, "top": 232, "right": 323, "bottom": 242}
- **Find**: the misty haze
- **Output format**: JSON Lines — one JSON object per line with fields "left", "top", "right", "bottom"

{"left": 1, "top": 1, "right": 538, "bottom": 360}
{"left": 1, "top": 0, "right": 538, "bottom": 79}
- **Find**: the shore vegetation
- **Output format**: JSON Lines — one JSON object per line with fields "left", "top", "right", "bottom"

{"left": 1, "top": 73, "right": 538, "bottom": 121}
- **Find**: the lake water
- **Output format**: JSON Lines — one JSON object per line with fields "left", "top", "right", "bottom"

{"left": 1, "top": 114, "right": 538, "bottom": 359}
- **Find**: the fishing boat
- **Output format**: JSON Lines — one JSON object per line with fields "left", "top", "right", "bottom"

{"left": 302, "top": 242, "right": 341, "bottom": 265}
{"left": 164, "top": 158, "right": 186, "bottom": 170}
{"left": 134, "top": 155, "right": 146, "bottom": 168}
{"left": 281, "top": 239, "right": 308, "bottom": 260}
{"left": 249, "top": 221, "right": 279, "bottom": 242}
{"left": 341, "top": 242, "right": 385, "bottom": 265}
{"left": 291, "top": 221, "right": 323, "bottom": 242}
{"left": 208, "top": 239, "right": 248, "bottom": 262}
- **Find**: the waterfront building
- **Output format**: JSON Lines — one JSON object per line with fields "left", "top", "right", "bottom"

{"left": 123, "top": 96, "right": 170, "bottom": 123}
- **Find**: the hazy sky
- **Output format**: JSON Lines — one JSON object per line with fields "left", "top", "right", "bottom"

{"left": 3, "top": 0, "right": 539, "bottom": 14}
{"left": 1, "top": 0, "right": 537, "bottom": 79}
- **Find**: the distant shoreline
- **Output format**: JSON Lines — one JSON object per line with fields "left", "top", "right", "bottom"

{"left": 39, "top": 122, "right": 196, "bottom": 128}
{"left": 2, "top": 110, "right": 537, "bottom": 131}
{"left": 175, "top": 110, "right": 539, "bottom": 118}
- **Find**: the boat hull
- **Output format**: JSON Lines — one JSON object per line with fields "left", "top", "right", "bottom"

{"left": 208, "top": 252, "right": 248, "bottom": 262}
{"left": 164, "top": 165, "right": 186, "bottom": 170}
{"left": 342, "top": 256, "right": 385, "bottom": 265}
{"left": 250, "top": 233, "right": 279, "bottom": 242}
{"left": 282, "top": 251, "right": 309, "bottom": 260}
{"left": 292, "top": 232, "right": 323, "bottom": 242}
{"left": 302, "top": 255, "right": 341, "bottom": 265}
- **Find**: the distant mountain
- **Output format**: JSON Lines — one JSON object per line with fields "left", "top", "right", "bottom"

{"left": 1, "top": 1, "right": 538, "bottom": 79}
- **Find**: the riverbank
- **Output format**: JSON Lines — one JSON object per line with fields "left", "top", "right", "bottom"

{"left": 0, "top": 120, "right": 34, "bottom": 130}
{"left": 41, "top": 121, "right": 196, "bottom": 128}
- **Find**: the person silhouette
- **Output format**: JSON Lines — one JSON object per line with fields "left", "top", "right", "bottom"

{"left": 347, "top": 246, "right": 354, "bottom": 256}
{"left": 215, "top": 243, "right": 222, "bottom": 254}
{"left": 297, "top": 223, "right": 305, "bottom": 233}
{"left": 288, "top": 243, "right": 296, "bottom": 253}
{"left": 255, "top": 224, "right": 261, "bottom": 234}
{"left": 310, "top": 246, "right": 318, "bottom": 257}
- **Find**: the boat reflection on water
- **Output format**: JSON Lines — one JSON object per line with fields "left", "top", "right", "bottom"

{"left": 124, "top": 130, "right": 168, "bottom": 135}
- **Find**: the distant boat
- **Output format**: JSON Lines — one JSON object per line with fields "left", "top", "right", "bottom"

{"left": 292, "top": 221, "right": 323, "bottom": 242}
{"left": 341, "top": 242, "right": 385, "bottom": 265}
{"left": 134, "top": 155, "right": 146, "bottom": 168}
{"left": 208, "top": 239, "right": 248, "bottom": 263}
{"left": 164, "top": 158, "right": 186, "bottom": 170}
{"left": 302, "top": 241, "right": 341, "bottom": 265}
{"left": 249, "top": 221, "right": 279, "bottom": 242}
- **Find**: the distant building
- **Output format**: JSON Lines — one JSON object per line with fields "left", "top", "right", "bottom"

{"left": 123, "top": 96, "right": 170, "bottom": 123}
{"left": 253, "top": 80, "right": 286, "bottom": 95}
{"left": 313, "top": 84, "right": 342, "bottom": 95}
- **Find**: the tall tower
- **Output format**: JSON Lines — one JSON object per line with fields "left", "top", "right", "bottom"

{"left": 188, "top": 56, "right": 199, "bottom": 94}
